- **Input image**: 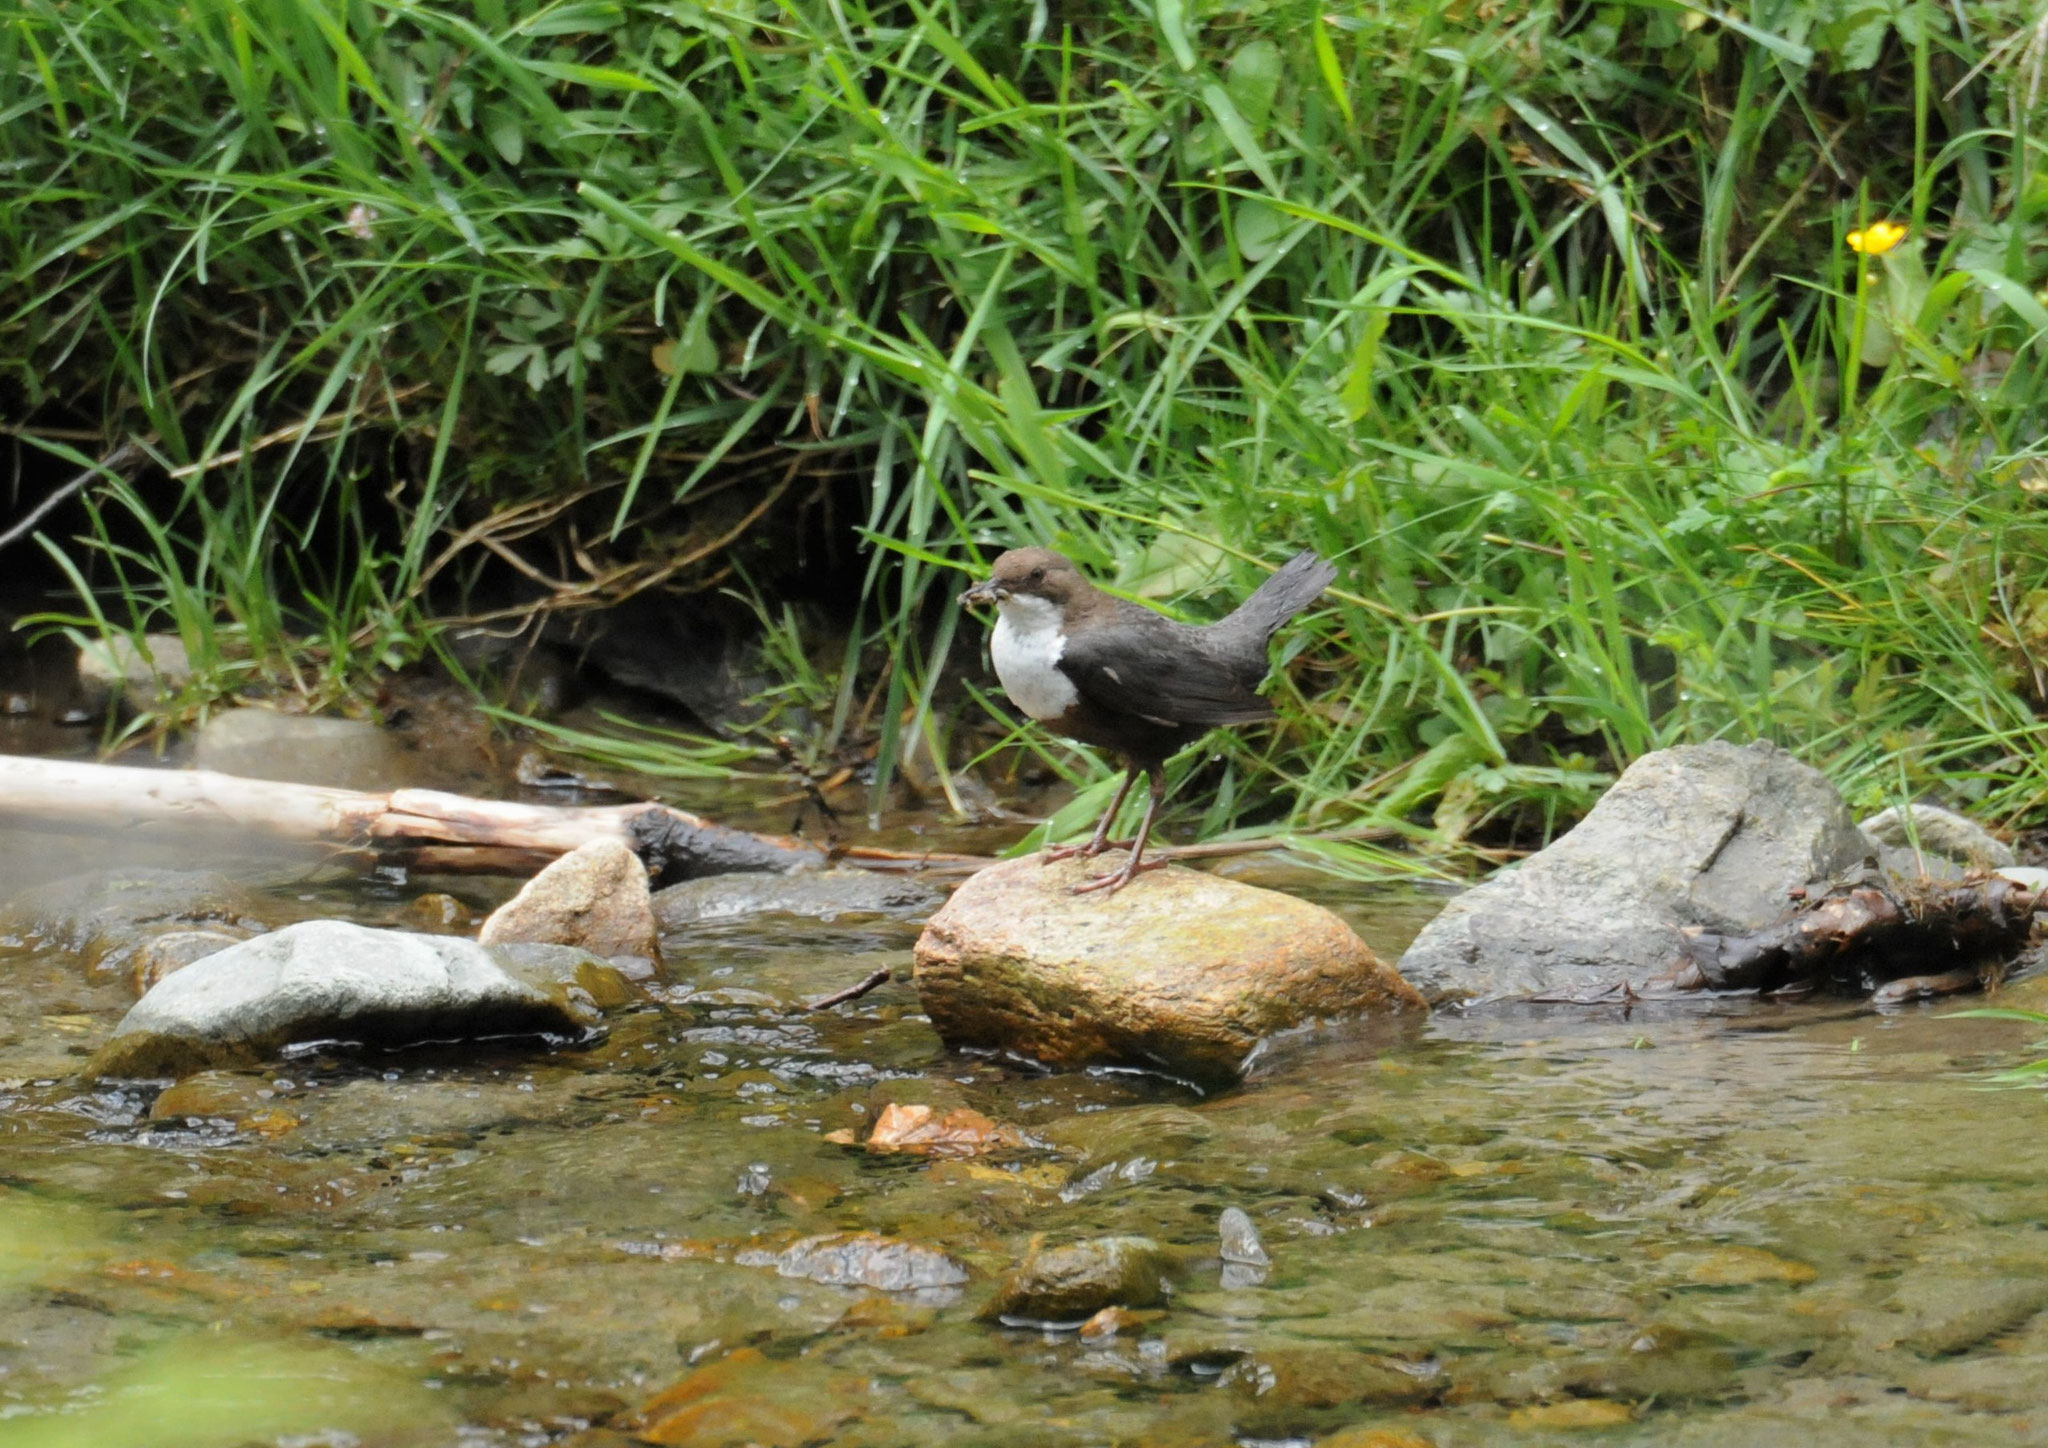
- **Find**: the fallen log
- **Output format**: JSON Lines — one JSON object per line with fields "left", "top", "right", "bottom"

{"left": 1672, "top": 871, "right": 2040, "bottom": 995}
{"left": 0, "top": 755, "right": 987, "bottom": 882}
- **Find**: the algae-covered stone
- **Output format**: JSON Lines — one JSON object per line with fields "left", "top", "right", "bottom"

{"left": 913, "top": 857, "right": 1424, "bottom": 1087}
{"left": 86, "top": 920, "right": 621, "bottom": 1079}
{"left": 980, "top": 1236, "right": 1165, "bottom": 1323}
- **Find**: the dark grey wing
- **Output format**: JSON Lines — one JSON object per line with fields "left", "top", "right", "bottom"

{"left": 1058, "top": 622, "right": 1276, "bottom": 728}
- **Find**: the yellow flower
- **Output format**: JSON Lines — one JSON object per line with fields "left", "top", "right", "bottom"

{"left": 1846, "top": 220, "right": 1908, "bottom": 256}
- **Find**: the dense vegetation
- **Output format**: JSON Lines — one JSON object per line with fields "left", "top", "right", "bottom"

{"left": 5, "top": 0, "right": 2047, "bottom": 865}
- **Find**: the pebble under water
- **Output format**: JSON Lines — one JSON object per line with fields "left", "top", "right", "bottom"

{"left": 4, "top": 812, "right": 2048, "bottom": 1447}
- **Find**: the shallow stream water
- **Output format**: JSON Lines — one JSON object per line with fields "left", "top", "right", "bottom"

{"left": 3, "top": 737, "right": 2048, "bottom": 1447}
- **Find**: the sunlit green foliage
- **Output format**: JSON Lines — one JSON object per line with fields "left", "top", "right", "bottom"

{"left": 5, "top": 0, "right": 2047, "bottom": 856}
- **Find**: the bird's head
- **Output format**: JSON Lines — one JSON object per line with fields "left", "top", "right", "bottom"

{"left": 959, "top": 548, "right": 1084, "bottom": 612}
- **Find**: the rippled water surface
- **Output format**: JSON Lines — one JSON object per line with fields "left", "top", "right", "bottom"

{"left": 3, "top": 795, "right": 2048, "bottom": 1447}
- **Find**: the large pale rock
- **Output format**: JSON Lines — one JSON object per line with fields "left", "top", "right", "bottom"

{"left": 480, "top": 837, "right": 661, "bottom": 966}
{"left": 86, "top": 920, "right": 623, "bottom": 1079}
{"left": 192, "top": 707, "right": 405, "bottom": 790}
{"left": 1398, "top": 740, "right": 1874, "bottom": 1003}
{"left": 913, "top": 857, "right": 1425, "bottom": 1087}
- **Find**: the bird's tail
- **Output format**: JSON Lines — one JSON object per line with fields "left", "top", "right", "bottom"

{"left": 1218, "top": 550, "right": 1337, "bottom": 642}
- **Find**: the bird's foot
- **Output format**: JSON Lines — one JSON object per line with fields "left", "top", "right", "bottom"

{"left": 1069, "top": 852, "right": 1170, "bottom": 897}
{"left": 1041, "top": 837, "right": 1132, "bottom": 865}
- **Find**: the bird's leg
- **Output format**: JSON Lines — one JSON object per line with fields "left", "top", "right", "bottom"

{"left": 1072, "top": 769, "right": 1172, "bottom": 896}
{"left": 1041, "top": 769, "right": 1137, "bottom": 864}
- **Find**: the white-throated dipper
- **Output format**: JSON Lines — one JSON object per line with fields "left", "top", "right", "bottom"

{"left": 959, "top": 547, "right": 1337, "bottom": 895}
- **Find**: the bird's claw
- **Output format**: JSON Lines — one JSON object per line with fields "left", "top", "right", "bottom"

{"left": 1041, "top": 837, "right": 1132, "bottom": 865}
{"left": 1068, "top": 853, "right": 1170, "bottom": 896}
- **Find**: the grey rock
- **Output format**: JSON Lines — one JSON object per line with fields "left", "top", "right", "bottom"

{"left": 1398, "top": 740, "right": 1873, "bottom": 1003}
{"left": 737, "top": 1233, "right": 969, "bottom": 1292}
{"left": 86, "top": 920, "right": 620, "bottom": 1079}
{"left": 0, "top": 867, "right": 274, "bottom": 980}
{"left": 192, "top": 708, "right": 406, "bottom": 790}
{"left": 479, "top": 837, "right": 661, "bottom": 966}
{"left": 1218, "top": 1205, "right": 1269, "bottom": 1288}
{"left": 654, "top": 868, "right": 944, "bottom": 927}
{"left": 1860, "top": 802, "right": 2016, "bottom": 876}
{"left": 980, "top": 1236, "right": 1165, "bottom": 1324}
{"left": 1218, "top": 1206, "right": 1269, "bottom": 1266}
{"left": 75, "top": 633, "right": 192, "bottom": 712}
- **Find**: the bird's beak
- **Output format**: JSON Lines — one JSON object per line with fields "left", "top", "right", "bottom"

{"left": 959, "top": 580, "right": 1001, "bottom": 608}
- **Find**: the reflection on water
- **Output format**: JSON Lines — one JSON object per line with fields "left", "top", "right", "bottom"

{"left": 3, "top": 827, "right": 2048, "bottom": 1445}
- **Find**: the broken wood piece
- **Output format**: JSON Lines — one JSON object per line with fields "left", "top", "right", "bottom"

{"left": 1674, "top": 872, "right": 2039, "bottom": 996}
{"left": 806, "top": 967, "right": 894, "bottom": 1011}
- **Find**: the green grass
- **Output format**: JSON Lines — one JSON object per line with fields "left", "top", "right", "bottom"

{"left": 4, "top": 0, "right": 2047, "bottom": 862}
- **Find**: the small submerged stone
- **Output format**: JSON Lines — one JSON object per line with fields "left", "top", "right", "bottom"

{"left": 1314, "top": 1431, "right": 1437, "bottom": 1448}
{"left": 653, "top": 868, "right": 944, "bottom": 927}
{"left": 1659, "top": 1245, "right": 1817, "bottom": 1287}
{"left": 0, "top": 867, "right": 274, "bottom": 981}
{"left": 625, "top": 1347, "right": 861, "bottom": 1448}
{"left": 1218, "top": 1205, "right": 1270, "bottom": 1287}
{"left": 1224, "top": 1346, "right": 1441, "bottom": 1438}
{"left": 147, "top": 1069, "right": 274, "bottom": 1122}
{"left": 735, "top": 1232, "right": 968, "bottom": 1292}
{"left": 915, "top": 857, "right": 1426, "bottom": 1088}
{"left": 864, "top": 1102, "right": 1033, "bottom": 1157}
{"left": 1506, "top": 1398, "right": 1635, "bottom": 1429}
{"left": 85, "top": 920, "right": 623, "bottom": 1079}
{"left": 980, "top": 1236, "right": 1165, "bottom": 1324}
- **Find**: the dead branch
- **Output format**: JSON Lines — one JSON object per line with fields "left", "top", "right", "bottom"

{"left": 1674, "top": 872, "right": 2040, "bottom": 995}
{"left": 0, "top": 755, "right": 894, "bottom": 882}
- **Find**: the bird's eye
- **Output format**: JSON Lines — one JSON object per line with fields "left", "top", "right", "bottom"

{"left": 1029, "top": 566, "right": 1046, "bottom": 582}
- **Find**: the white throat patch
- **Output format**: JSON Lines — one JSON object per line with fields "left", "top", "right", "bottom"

{"left": 989, "top": 593, "right": 1079, "bottom": 721}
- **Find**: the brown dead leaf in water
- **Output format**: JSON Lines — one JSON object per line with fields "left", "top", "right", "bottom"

{"left": 865, "top": 1102, "right": 1033, "bottom": 1157}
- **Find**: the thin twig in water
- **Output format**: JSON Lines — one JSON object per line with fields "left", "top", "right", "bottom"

{"left": 807, "top": 967, "right": 894, "bottom": 1011}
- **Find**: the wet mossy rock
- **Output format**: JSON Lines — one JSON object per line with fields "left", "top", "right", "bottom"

{"left": 980, "top": 1236, "right": 1166, "bottom": 1324}
{"left": 86, "top": 920, "right": 627, "bottom": 1079}
{"left": 913, "top": 857, "right": 1426, "bottom": 1088}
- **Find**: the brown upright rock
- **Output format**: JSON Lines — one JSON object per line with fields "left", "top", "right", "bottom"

{"left": 478, "top": 837, "right": 661, "bottom": 967}
{"left": 913, "top": 857, "right": 1424, "bottom": 1087}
